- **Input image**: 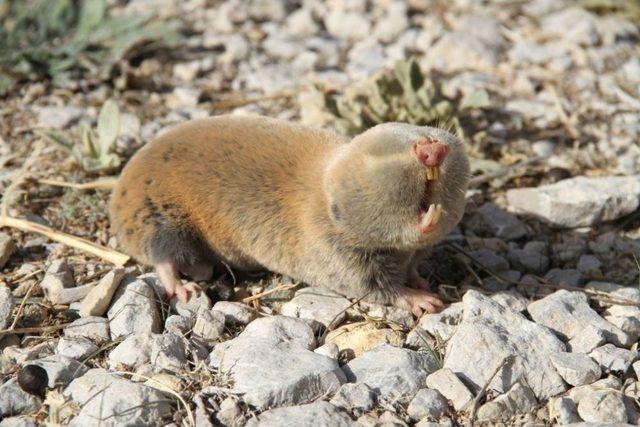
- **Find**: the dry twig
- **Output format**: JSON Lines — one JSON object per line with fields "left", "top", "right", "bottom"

{"left": 37, "top": 177, "right": 118, "bottom": 191}
{"left": 0, "top": 322, "right": 70, "bottom": 337}
{"left": 241, "top": 282, "right": 300, "bottom": 304}
{"left": 8, "top": 279, "right": 39, "bottom": 330}
{"left": 468, "top": 355, "right": 515, "bottom": 424}
{"left": 211, "top": 91, "right": 294, "bottom": 110}
{"left": 0, "top": 216, "right": 129, "bottom": 266}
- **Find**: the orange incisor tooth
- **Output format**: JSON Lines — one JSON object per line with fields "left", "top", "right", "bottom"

{"left": 432, "top": 203, "right": 443, "bottom": 225}
{"left": 422, "top": 203, "right": 437, "bottom": 228}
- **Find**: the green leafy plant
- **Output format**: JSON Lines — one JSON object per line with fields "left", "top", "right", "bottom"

{"left": 303, "top": 58, "right": 489, "bottom": 137}
{"left": 44, "top": 99, "right": 122, "bottom": 173}
{"left": 0, "top": 0, "right": 180, "bottom": 90}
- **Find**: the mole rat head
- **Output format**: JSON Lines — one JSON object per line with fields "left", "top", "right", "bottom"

{"left": 324, "top": 122, "right": 470, "bottom": 250}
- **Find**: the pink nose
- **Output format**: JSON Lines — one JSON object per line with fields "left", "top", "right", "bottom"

{"left": 414, "top": 138, "right": 449, "bottom": 166}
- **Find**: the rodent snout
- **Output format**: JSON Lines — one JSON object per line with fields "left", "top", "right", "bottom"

{"left": 413, "top": 138, "right": 449, "bottom": 167}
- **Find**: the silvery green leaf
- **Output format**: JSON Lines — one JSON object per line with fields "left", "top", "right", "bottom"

{"left": 97, "top": 99, "right": 120, "bottom": 156}
{"left": 76, "top": 0, "right": 106, "bottom": 41}
{"left": 41, "top": 131, "right": 73, "bottom": 151}
{"left": 79, "top": 123, "right": 98, "bottom": 158}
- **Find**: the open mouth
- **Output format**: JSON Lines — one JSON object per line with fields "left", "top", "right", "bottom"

{"left": 419, "top": 166, "right": 443, "bottom": 233}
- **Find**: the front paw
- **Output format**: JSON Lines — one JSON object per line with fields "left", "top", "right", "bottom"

{"left": 395, "top": 286, "right": 444, "bottom": 317}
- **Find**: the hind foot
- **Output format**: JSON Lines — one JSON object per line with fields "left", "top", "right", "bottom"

{"left": 156, "top": 261, "right": 202, "bottom": 303}
{"left": 395, "top": 286, "right": 443, "bottom": 317}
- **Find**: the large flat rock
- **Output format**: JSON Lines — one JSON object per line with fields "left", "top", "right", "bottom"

{"left": 64, "top": 369, "right": 171, "bottom": 426}
{"left": 507, "top": 176, "right": 640, "bottom": 227}
{"left": 444, "top": 290, "right": 567, "bottom": 400}
{"left": 210, "top": 316, "right": 345, "bottom": 409}
{"left": 528, "top": 290, "right": 632, "bottom": 348}
{"left": 343, "top": 344, "right": 439, "bottom": 402}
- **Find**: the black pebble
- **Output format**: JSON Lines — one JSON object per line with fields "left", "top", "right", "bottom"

{"left": 18, "top": 364, "right": 48, "bottom": 399}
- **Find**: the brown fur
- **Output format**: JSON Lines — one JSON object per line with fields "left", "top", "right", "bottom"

{"left": 109, "top": 115, "right": 469, "bottom": 313}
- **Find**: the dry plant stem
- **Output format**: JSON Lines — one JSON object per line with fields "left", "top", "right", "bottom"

{"left": 9, "top": 268, "right": 43, "bottom": 284}
{"left": 37, "top": 177, "right": 118, "bottom": 190}
{"left": 0, "top": 216, "right": 129, "bottom": 266}
{"left": 325, "top": 291, "right": 372, "bottom": 334}
{"left": 448, "top": 243, "right": 640, "bottom": 307}
{"left": 468, "top": 355, "right": 515, "bottom": 424}
{"left": 8, "top": 279, "right": 39, "bottom": 330}
{"left": 241, "top": 282, "right": 300, "bottom": 304}
{"left": 0, "top": 322, "right": 70, "bottom": 337}
{"left": 468, "top": 156, "right": 543, "bottom": 188}
{"left": 211, "top": 91, "right": 294, "bottom": 110}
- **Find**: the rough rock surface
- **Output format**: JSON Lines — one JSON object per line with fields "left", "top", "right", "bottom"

{"left": 246, "top": 401, "right": 354, "bottom": 427}
{"left": 64, "top": 369, "right": 172, "bottom": 426}
{"left": 476, "top": 382, "right": 537, "bottom": 422}
{"left": 550, "top": 352, "right": 601, "bottom": 386}
{"left": 39, "top": 260, "right": 75, "bottom": 304}
{"left": 212, "top": 301, "right": 257, "bottom": 326}
{"left": 407, "top": 388, "right": 449, "bottom": 421}
{"left": 78, "top": 268, "right": 126, "bottom": 317}
{"left": 577, "top": 388, "right": 628, "bottom": 423}
{"left": 192, "top": 309, "right": 225, "bottom": 342}
{"left": 108, "top": 333, "right": 153, "bottom": 369}
{"left": 281, "top": 286, "right": 351, "bottom": 327}
{"left": 425, "top": 368, "right": 474, "bottom": 411}
{"left": 589, "top": 344, "right": 637, "bottom": 373}
{"left": 0, "top": 378, "right": 42, "bottom": 418}
{"left": 0, "top": 286, "right": 13, "bottom": 330}
{"left": 56, "top": 337, "right": 98, "bottom": 360}
{"left": 64, "top": 316, "right": 110, "bottom": 344}
{"left": 466, "top": 202, "right": 528, "bottom": 240}
{"left": 406, "top": 303, "right": 463, "bottom": 346}
{"left": 107, "top": 278, "right": 161, "bottom": 339}
{"left": 330, "top": 383, "right": 377, "bottom": 414}
{"left": 210, "top": 316, "right": 344, "bottom": 409}
{"left": 528, "top": 290, "right": 632, "bottom": 347}
{"left": 444, "top": 290, "right": 567, "bottom": 400}
{"left": 0, "top": 233, "right": 15, "bottom": 270}
{"left": 343, "top": 344, "right": 439, "bottom": 402}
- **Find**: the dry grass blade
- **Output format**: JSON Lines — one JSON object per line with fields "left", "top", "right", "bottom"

{"left": 0, "top": 322, "right": 71, "bottom": 337}
{"left": 38, "top": 177, "right": 118, "bottom": 190}
{"left": 211, "top": 91, "right": 294, "bottom": 110}
{"left": 0, "top": 216, "right": 129, "bottom": 266}
{"left": 468, "top": 355, "right": 515, "bottom": 424}
{"left": 8, "top": 279, "right": 39, "bottom": 330}
{"left": 241, "top": 282, "right": 300, "bottom": 304}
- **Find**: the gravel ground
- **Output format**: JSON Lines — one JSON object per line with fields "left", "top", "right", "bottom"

{"left": 0, "top": 0, "right": 639, "bottom": 425}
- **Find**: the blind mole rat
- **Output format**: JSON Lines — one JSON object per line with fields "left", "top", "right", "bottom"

{"left": 109, "top": 115, "right": 469, "bottom": 316}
